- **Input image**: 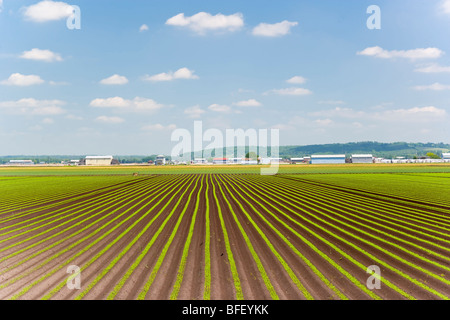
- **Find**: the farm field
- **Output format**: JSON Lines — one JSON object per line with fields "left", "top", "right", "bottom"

{"left": 0, "top": 166, "right": 449, "bottom": 300}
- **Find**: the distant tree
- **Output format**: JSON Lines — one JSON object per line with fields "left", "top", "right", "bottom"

{"left": 245, "top": 151, "right": 258, "bottom": 159}
{"left": 426, "top": 152, "right": 441, "bottom": 159}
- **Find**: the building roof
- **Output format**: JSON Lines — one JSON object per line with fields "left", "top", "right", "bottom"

{"left": 86, "top": 156, "right": 113, "bottom": 159}
{"left": 351, "top": 154, "right": 373, "bottom": 158}
{"left": 443, "top": 153, "right": 450, "bottom": 157}
{"left": 311, "top": 154, "right": 346, "bottom": 158}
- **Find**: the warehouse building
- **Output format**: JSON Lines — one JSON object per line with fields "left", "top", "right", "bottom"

{"left": 290, "top": 158, "right": 305, "bottom": 164}
{"left": 8, "top": 160, "right": 34, "bottom": 166}
{"left": 351, "top": 154, "right": 374, "bottom": 164}
{"left": 155, "top": 155, "right": 166, "bottom": 166}
{"left": 311, "top": 154, "right": 346, "bottom": 164}
{"left": 85, "top": 156, "right": 114, "bottom": 166}
{"left": 213, "top": 158, "right": 228, "bottom": 164}
{"left": 443, "top": 153, "right": 450, "bottom": 162}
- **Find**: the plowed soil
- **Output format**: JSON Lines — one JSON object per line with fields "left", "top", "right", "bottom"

{"left": 0, "top": 174, "right": 449, "bottom": 300}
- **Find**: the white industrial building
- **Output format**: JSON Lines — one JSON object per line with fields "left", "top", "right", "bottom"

{"left": 260, "top": 157, "right": 282, "bottom": 165}
{"left": 85, "top": 156, "right": 113, "bottom": 166}
{"left": 193, "top": 158, "right": 207, "bottom": 164}
{"left": 443, "top": 153, "right": 450, "bottom": 162}
{"left": 290, "top": 158, "right": 305, "bottom": 164}
{"left": 351, "top": 154, "right": 373, "bottom": 164}
{"left": 155, "top": 155, "right": 166, "bottom": 165}
{"left": 8, "top": 160, "right": 34, "bottom": 166}
{"left": 311, "top": 155, "right": 346, "bottom": 164}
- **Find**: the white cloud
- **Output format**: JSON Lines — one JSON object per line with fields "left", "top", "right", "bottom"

{"left": 266, "top": 87, "right": 312, "bottom": 96}
{"left": 90, "top": 97, "right": 165, "bottom": 113}
{"left": 139, "top": 24, "right": 149, "bottom": 32}
{"left": 142, "top": 67, "right": 199, "bottom": 82}
{"left": 233, "top": 99, "right": 262, "bottom": 107}
{"left": 49, "top": 80, "right": 69, "bottom": 86}
{"left": 42, "top": 117, "right": 54, "bottom": 124}
{"left": 20, "top": 48, "right": 63, "bottom": 62}
{"left": 357, "top": 46, "right": 443, "bottom": 60}
{"left": 23, "top": 0, "right": 73, "bottom": 22}
{"left": 311, "top": 105, "right": 446, "bottom": 123}
{"left": 95, "top": 116, "right": 125, "bottom": 124}
{"left": 442, "top": 0, "right": 450, "bottom": 14}
{"left": 208, "top": 104, "right": 231, "bottom": 113}
{"left": 100, "top": 74, "right": 129, "bottom": 85}
{"left": 0, "top": 0, "right": 3, "bottom": 12}
{"left": 286, "top": 76, "right": 306, "bottom": 84}
{"left": 66, "top": 114, "right": 83, "bottom": 120}
{"left": 413, "top": 83, "right": 450, "bottom": 91}
{"left": 314, "top": 119, "right": 333, "bottom": 126}
{"left": 1, "top": 73, "right": 45, "bottom": 86}
{"left": 184, "top": 105, "right": 205, "bottom": 118}
{"left": 318, "top": 100, "right": 346, "bottom": 105}
{"left": 414, "top": 63, "right": 450, "bottom": 73}
{"left": 252, "top": 20, "right": 298, "bottom": 37}
{"left": 142, "top": 123, "right": 177, "bottom": 131}
{"left": 166, "top": 12, "right": 244, "bottom": 34}
{"left": 0, "top": 98, "right": 66, "bottom": 115}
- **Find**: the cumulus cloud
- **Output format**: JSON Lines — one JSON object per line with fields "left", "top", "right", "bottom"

{"left": 142, "top": 67, "right": 199, "bottom": 82}
{"left": 100, "top": 74, "right": 129, "bottom": 85}
{"left": 442, "top": 0, "right": 450, "bottom": 14}
{"left": 318, "top": 100, "right": 346, "bottom": 105}
{"left": 20, "top": 48, "right": 63, "bottom": 62}
{"left": 252, "top": 20, "right": 298, "bottom": 37}
{"left": 184, "top": 105, "right": 206, "bottom": 118}
{"left": 90, "top": 96, "right": 165, "bottom": 113}
{"left": 357, "top": 46, "right": 443, "bottom": 60}
{"left": 286, "top": 76, "right": 306, "bottom": 84}
{"left": 95, "top": 116, "right": 125, "bottom": 124}
{"left": 166, "top": 12, "right": 244, "bottom": 34}
{"left": 0, "top": 98, "right": 66, "bottom": 115}
{"left": 266, "top": 87, "right": 312, "bottom": 96}
{"left": 139, "top": 24, "right": 149, "bottom": 32}
{"left": 1, "top": 73, "right": 45, "bottom": 86}
{"left": 311, "top": 105, "right": 446, "bottom": 122}
{"left": 414, "top": 63, "right": 450, "bottom": 73}
{"left": 233, "top": 99, "right": 262, "bottom": 107}
{"left": 22, "top": 0, "right": 73, "bottom": 22}
{"left": 142, "top": 123, "right": 177, "bottom": 131}
{"left": 413, "top": 83, "right": 450, "bottom": 91}
{"left": 208, "top": 104, "right": 232, "bottom": 113}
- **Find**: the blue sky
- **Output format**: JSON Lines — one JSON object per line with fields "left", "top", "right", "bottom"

{"left": 0, "top": 0, "right": 450, "bottom": 155}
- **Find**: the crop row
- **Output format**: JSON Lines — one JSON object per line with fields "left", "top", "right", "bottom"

{"left": 0, "top": 174, "right": 448, "bottom": 300}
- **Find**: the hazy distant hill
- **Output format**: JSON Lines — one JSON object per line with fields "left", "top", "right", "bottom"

{"left": 1, "top": 142, "right": 449, "bottom": 164}
{"left": 280, "top": 142, "right": 450, "bottom": 159}
{"left": 187, "top": 141, "right": 450, "bottom": 159}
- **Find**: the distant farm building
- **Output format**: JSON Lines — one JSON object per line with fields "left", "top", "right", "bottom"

{"left": 69, "top": 160, "right": 80, "bottom": 166}
{"left": 290, "top": 158, "right": 305, "bottom": 164}
{"left": 8, "top": 160, "right": 34, "bottom": 166}
{"left": 193, "top": 158, "right": 207, "bottom": 164}
{"left": 85, "top": 156, "right": 113, "bottom": 166}
{"left": 213, "top": 158, "right": 228, "bottom": 165}
{"left": 260, "top": 158, "right": 282, "bottom": 165}
{"left": 443, "top": 153, "right": 450, "bottom": 162}
{"left": 155, "top": 155, "right": 166, "bottom": 166}
{"left": 351, "top": 154, "right": 374, "bottom": 164}
{"left": 311, "top": 154, "right": 346, "bottom": 164}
